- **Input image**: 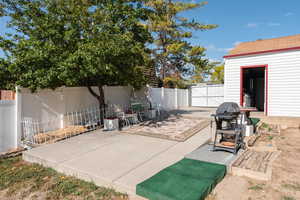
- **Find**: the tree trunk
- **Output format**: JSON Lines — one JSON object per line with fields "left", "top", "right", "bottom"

{"left": 87, "top": 85, "right": 106, "bottom": 122}
{"left": 160, "top": 32, "right": 167, "bottom": 80}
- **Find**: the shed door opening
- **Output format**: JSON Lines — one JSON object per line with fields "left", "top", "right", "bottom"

{"left": 241, "top": 67, "right": 266, "bottom": 112}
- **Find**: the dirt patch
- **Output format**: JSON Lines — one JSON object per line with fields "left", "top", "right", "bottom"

{"left": 122, "top": 116, "right": 210, "bottom": 141}
{"left": 212, "top": 127, "right": 300, "bottom": 200}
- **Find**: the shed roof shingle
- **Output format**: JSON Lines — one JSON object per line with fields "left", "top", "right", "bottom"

{"left": 226, "top": 34, "right": 300, "bottom": 57}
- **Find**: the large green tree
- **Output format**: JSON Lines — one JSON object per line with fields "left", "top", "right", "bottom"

{"left": 145, "top": 0, "right": 217, "bottom": 80}
{"left": 211, "top": 64, "right": 224, "bottom": 84}
{"left": 0, "top": 0, "right": 151, "bottom": 108}
{"left": 191, "top": 60, "right": 222, "bottom": 83}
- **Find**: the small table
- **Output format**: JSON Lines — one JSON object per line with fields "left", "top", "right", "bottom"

{"left": 240, "top": 107, "right": 257, "bottom": 125}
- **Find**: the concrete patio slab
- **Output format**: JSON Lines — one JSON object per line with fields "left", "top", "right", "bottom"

{"left": 23, "top": 132, "right": 127, "bottom": 168}
{"left": 115, "top": 127, "right": 210, "bottom": 192}
{"left": 185, "top": 144, "right": 242, "bottom": 167}
{"left": 23, "top": 126, "right": 211, "bottom": 196}
{"left": 57, "top": 134, "right": 176, "bottom": 185}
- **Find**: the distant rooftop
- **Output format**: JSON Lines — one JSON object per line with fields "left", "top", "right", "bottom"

{"left": 224, "top": 34, "right": 300, "bottom": 58}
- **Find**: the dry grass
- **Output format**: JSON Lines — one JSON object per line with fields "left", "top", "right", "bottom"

{"left": 0, "top": 156, "right": 128, "bottom": 200}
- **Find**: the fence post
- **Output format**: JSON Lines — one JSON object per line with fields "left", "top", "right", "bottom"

{"left": 206, "top": 85, "right": 209, "bottom": 107}
{"left": 174, "top": 88, "right": 178, "bottom": 109}
{"left": 15, "top": 86, "right": 22, "bottom": 148}
{"left": 161, "top": 87, "right": 164, "bottom": 108}
{"left": 186, "top": 89, "right": 189, "bottom": 107}
{"left": 60, "top": 114, "right": 64, "bottom": 128}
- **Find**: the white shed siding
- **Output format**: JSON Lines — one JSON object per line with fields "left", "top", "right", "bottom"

{"left": 224, "top": 50, "right": 300, "bottom": 117}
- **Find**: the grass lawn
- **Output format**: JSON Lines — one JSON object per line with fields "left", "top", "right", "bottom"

{"left": 0, "top": 156, "right": 128, "bottom": 200}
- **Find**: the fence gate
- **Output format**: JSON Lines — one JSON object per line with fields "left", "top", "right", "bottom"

{"left": 191, "top": 84, "right": 224, "bottom": 107}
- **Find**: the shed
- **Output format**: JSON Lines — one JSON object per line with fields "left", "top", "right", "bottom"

{"left": 224, "top": 34, "right": 300, "bottom": 117}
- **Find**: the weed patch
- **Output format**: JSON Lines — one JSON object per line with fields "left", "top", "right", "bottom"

{"left": 282, "top": 196, "right": 296, "bottom": 200}
{"left": 248, "top": 184, "right": 265, "bottom": 191}
{"left": 282, "top": 182, "right": 300, "bottom": 191}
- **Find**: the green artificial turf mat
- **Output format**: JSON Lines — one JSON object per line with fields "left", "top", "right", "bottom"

{"left": 250, "top": 118, "right": 261, "bottom": 126}
{"left": 136, "top": 158, "right": 226, "bottom": 200}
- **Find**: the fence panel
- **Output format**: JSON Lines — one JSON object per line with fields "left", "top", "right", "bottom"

{"left": 149, "top": 88, "right": 163, "bottom": 107}
{"left": 177, "top": 89, "right": 188, "bottom": 107}
{"left": 164, "top": 88, "right": 176, "bottom": 110}
{"left": 0, "top": 100, "right": 16, "bottom": 152}
{"left": 191, "top": 84, "right": 224, "bottom": 107}
{"left": 150, "top": 88, "right": 189, "bottom": 110}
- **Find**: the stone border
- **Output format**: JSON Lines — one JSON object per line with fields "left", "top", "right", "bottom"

{"left": 121, "top": 118, "right": 210, "bottom": 142}
{"left": 174, "top": 119, "right": 210, "bottom": 141}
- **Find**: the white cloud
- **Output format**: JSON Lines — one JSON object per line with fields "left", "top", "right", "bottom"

{"left": 267, "top": 22, "right": 281, "bottom": 27}
{"left": 206, "top": 41, "right": 243, "bottom": 53}
{"left": 206, "top": 44, "right": 232, "bottom": 52}
{"left": 208, "top": 58, "right": 223, "bottom": 63}
{"left": 247, "top": 23, "right": 259, "bottom": 28}
{"left": 285, "top": 12, "right": 294, "bottom": 17}
{"left": 224, "top": 48, "right": 234, "bottom": 52}
{"left": 246, "top": 22, "right": 280, "bottom": 28}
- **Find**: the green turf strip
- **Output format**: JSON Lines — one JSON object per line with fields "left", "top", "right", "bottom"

{"left": 250, "top": 118, "right": 261, "bottom": 126}
{"left": 136, "top": 158, "right": 226, "bottom": 200}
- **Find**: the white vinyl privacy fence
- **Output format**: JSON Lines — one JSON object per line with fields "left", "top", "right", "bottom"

{"left": 0, "top": 94, "right": 21, "bottom": 153}
{"left": 0, "top": 101, "right": 16, "bottom": 153}
{"left": 191, "top": 84, "right": 224, "bottom": 107}
{"left": 0, "top": 86, "right": 189, "bottom": 152}
{"left": 150, "top": 88, "right": 189, "bottom": 110}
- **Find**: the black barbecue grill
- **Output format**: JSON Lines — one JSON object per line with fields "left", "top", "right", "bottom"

{"left": 212, "top": 102, "right": 245, "bottom": 154}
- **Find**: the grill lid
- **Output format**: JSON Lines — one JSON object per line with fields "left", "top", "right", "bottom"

{"left": 216, "top": 102, "right": 240, "bottom": 115}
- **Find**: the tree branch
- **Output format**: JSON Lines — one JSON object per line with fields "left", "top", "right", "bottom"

{"left": 87, "top": 86, "right": 99, "bottom": 99}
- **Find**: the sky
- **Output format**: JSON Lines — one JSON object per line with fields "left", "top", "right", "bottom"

{"left": 0, "top": 0, "right": 299, "bottom": 61}
{"left": 183, "top": 0, "right": 300, "bottom": 62}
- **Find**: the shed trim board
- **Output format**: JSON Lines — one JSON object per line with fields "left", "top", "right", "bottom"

{"left": 240, "top": 65, "right": 268, "bottom": 115}
{"left": 224, "top": 46, "right": 300, "bottom": 59}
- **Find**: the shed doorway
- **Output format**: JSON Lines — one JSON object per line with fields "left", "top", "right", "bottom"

{"left": 240, "top": 65, "right": 268, "bottom": 114}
